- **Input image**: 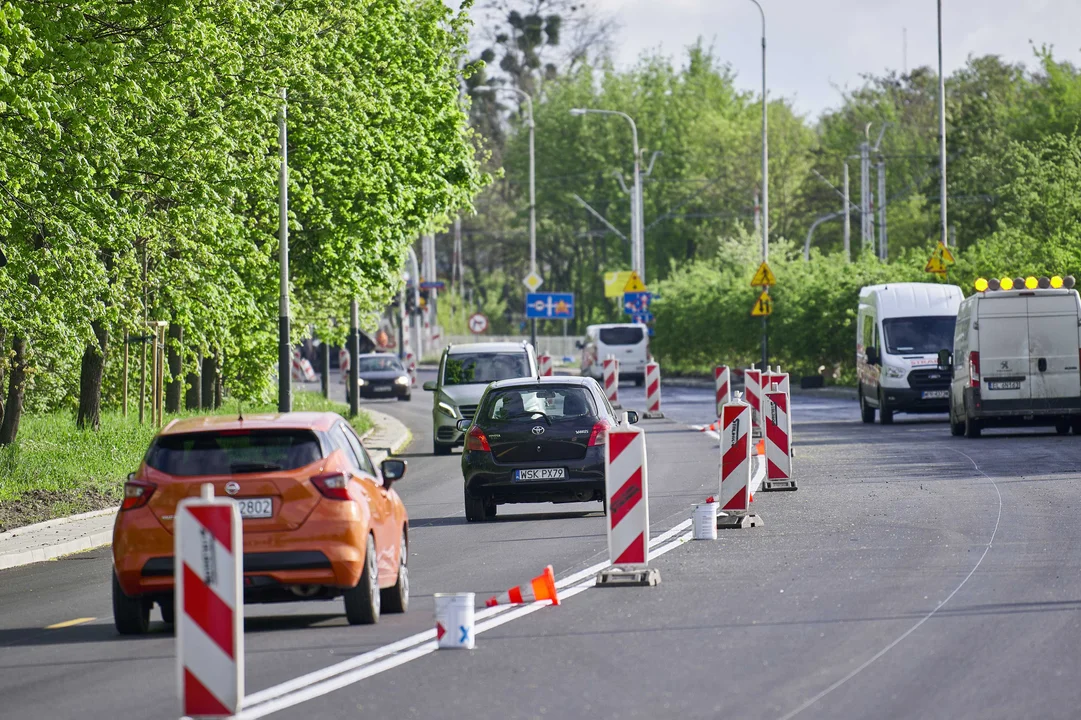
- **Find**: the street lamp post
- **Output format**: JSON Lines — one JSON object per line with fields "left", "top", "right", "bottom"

{"left": 475, "top": 85, "right": 538, "bottom": 347}
{"left": 570, "top": 107, "right": 643, "bottom": 284}
{"left": 748, "top": 0, "right": 769, "bottom": 371}
{"left": 277, "top": 87, "right": 291, "bottom": 413}
{"left": 937, "top": 0, "right": 949, "bottom": 248}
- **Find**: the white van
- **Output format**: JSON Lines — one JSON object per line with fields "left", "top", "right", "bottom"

{"left": 947, "top": 285, "right": 1081, "bottom": 437}
{"left": 857, "top": 283, "right": 964, "bottom": 424}
{"left": 578, "top": 323, "right": 649, "bottom": 386}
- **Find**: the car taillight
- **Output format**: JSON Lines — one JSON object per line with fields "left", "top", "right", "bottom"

{"left": 969, "top": 351, "right": 981, "bottom": 388}
{"left": 120, "top": 479, "right": 156, "bottom": 511}
{"left": 466, "top": 426, "right": 491, "bottom": 452}
{"left": 587, "top": 420, "right": 611, "bottom": 447}
{"left": 311, "top": 471, "right": 351, "bottom": 501}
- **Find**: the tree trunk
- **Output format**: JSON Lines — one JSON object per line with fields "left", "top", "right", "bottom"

{"left": 76, "top": 321, "right": 108, "bottom": 430}
{"left": 185, "top": 350, "right": 202, "bottom": 410}
{"left": 165, "top": 324, "right": 182, "bottom": 413}
{"left": 0, "top": 325, "right": 6, "bottom": 430}
{"left": 214, "top": 369, "right": 223, "bottom": 409}
{"left": 201, "top": 354, "right": 216, "bottom": 410}
{"left": 0, "top": 335, "right": 28, "bottom": 445}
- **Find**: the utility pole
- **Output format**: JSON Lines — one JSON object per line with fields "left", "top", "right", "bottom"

{"left": 348, "top": 298, "right": 359, "bottom": 417}
{"left": 277, "top": 87, "right": 291, "bottom": 413}
{"left": 843, "top": 161, "right": 851, "bottom": 261}
{"left": 748, "top": 0, "right": 769, "bottom": 371}
{"left": 877, "top": 159, "right": 888, "bottom": 261}
{"left": 452, "top": 216, "right": 461, "bottom": 327}
{"left": 937, "top": 0, "right": 949, "bottom": 247}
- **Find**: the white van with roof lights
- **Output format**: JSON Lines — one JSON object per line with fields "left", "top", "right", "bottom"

{"left": 857, "top": 282, "right": 964, "bottom": 424}
{"left": 946, "top": 276, "right": 1081, "bottom": 437}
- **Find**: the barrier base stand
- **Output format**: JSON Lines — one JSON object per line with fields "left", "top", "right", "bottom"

{"left": 596, "top": 567, "right": 661, "bottom": 587}
{"left": 643, "top": 411, "right": 665, "bottom": 419}
{"left": 717, "top": 513, "right": 763, "bottom": 529}
{"left": 761, "top": 479, "right": 798, "bottom": 491}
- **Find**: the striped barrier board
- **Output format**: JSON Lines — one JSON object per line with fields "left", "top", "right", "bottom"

{"left": 602, "top": 356, "right": 621, "bottom": 409}
{"left": 538, "top": 354, "right": 553, "bottom": 377}
{"left": 644, "top": 362, "right": 663, "bottom": 418}
{"left": 176, "top": 485, "right": 244, "bottom": 717}
{"left": 714, "top": 366, "right": 731, "bottom": 419}
{"left": 717, "top": 401, "right": 762, "bottom": 529}
{"left": 744, "top": 368, "right": 763, "bottom": 437}
{"left": 763, "top": 390, "right": 797, "bottom": 491}
{"left": 598, "top": 421, "right": 659, "bottom": 586}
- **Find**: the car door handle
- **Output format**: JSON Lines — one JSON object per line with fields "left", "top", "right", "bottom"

{"left": 1038, "top": 358, "right": 1048, "bottom": 372}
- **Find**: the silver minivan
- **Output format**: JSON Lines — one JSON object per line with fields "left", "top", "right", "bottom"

{"left": 423, "top": 342, "right": 538, "bottom": 454}
{"left": 946, "top": 283, "right": 1081, "bottom": 437}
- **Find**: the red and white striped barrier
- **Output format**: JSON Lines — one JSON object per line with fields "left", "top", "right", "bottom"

{"left": 339, "top": 347, "right": 350, "bottom": 383}
{"left": 763, "top": 390, "right": 797, "bottom": 491}
{"left": 744, "top": 368, "right": 763, "bottom": 437}
{"left": 717, "top": 401, "right": 763, "bottom": 529}
{"left": 714, "top": 366, "right": 731, "bottom": 419}
{"left": 602, "top": 356, "right": 621, "bottom": 409}
{"left": 404, "top": 351, "right": 417, "bottom": 388}
{"left": 763, "top": 369, "right": 790, "bottom": 394}
{"left": 598, "top": 420, "right": 659, "bottom": 586}
{"left": 538, "top": 353, "right": 553, "bottom": 377}
{"left": 644, "top": 361, "right": 663, "bottom": 418}
{"left": 290, "top": 353, "right": 316, "bottom": 382}
{"left": 175, "top": 485, "right": 243, "bottom": 718}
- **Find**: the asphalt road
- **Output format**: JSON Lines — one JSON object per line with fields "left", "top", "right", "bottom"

{"left": 3, "top": 371, "right": 1081, "bottom": 719}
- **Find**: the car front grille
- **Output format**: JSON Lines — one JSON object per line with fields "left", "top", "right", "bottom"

{"left": 459, "top": 405, "right": 478, "bottom": 420}
{"left": 437, "top": 427, "right": 458, "bottom": 441}
{"left": 908, "top": 369, "right": 950, "bottom": 389}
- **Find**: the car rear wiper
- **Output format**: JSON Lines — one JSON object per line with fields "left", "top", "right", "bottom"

{"left": 509, "top": 411, "right": 551, "bottom": 425}
{"left": 229, "top": 461, "right": 283, "bottom": 473}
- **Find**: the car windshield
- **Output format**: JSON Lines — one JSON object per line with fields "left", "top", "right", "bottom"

{"left": 144, "top": 429, "right": 323, "bottom": 476}
{"left": 443, "top": 352, "right": 530, "bottom": 385}
{"left": 882, "top": 316, "right": 956, "bottom": 355}
{"left": 599, "top": 326, "right": 644, "bottom": 346}
{"left": 358, "top": 356, "right": 404, "bottom": 372}
{"left": 481, "top": 386, "right": 597, "bottom": 422}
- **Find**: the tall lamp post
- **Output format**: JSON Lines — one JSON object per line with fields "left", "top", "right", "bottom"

{"left": 748, "top": 0, "right": 769, "bottom": 370}
{"left": 475, "top": 85, "right": 538, "bottom": 347}
{"left": 277, "top": 87, "right": 291, "bottom": 412}
{"left": 570, "top": 107, "right": 644, "bottom": 284}
{"left": 937, "top": 0, "right": 948, "bottom": 247}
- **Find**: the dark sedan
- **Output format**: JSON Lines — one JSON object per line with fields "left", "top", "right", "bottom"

{"left": 457, "top": 376, "right": 634, "bottom": 522}
{"left": 353, "top": 353, "right": 411, "bottom": 401}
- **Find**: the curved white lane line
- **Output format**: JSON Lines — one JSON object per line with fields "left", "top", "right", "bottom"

{"left": 776, "top": 447, "right": 1003, "bottom": 720}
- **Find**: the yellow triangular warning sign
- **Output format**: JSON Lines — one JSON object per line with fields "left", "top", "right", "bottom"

{"left": 750, "top": 261, "right": 776, "bottom": 287}
{"left": 924, "top": 242, "right": 954, "bottom": 275}
{"left": 750, "top": 290, "right": 773, "bottom": 317}
{"left": 623, "top": 271, "right": 647, "bottom": 293}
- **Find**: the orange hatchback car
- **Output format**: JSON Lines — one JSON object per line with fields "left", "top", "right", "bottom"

{"left": 111, "top": 412, "right": 409, "bottom": 634}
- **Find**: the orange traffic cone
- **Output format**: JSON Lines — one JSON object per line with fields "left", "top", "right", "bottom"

{"left": 486, "top": 565, "right": 560, "bottom": 607}
{"left": 755, "top": 439, "right": 765, "bottom": 456}
{"left": 700, "top": 420, "right": 720, "bottom": 432}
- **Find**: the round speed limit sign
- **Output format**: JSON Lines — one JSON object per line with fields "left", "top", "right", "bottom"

{"left": 468, "top": 312, "right": 489, "bottom": 335}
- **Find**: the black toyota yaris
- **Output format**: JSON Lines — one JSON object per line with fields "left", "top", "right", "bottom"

{"left": 457, "top": 376, "right": 637, "bottom": 522}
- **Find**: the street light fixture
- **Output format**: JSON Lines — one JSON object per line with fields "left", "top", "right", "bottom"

{"left": 474, "top": 85, "right": 538, "bottom": 347}
{"left": 569, "top": 107, "right": 644, "bottom": 283}
{"left": 747, "top": 0, "right": 769, "bottom": 371}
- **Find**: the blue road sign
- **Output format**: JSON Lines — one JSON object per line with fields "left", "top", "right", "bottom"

{"left": 526, "top": 293, "right": 575, "bottom": 319}
{"left": 631, "top": 311, "right": 654, "bottom": 324}
{"left": 420, "top": 280, "right": 445, "bottom": 290}
{"left": 623, "top": 291, "right": 652, "bottom": 315}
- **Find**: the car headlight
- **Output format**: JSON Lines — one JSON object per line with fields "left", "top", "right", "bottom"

{"left": 357, "top": 378, "right": 368, "bottom": 387}
{"left": 883, "top": 365, "right": 906, "bottom": 379}
{"left": 395, "top": 376, "right": 409, "bottom": 386}
{"left": 437, "top": 401, "right": 458, "bottom": 418}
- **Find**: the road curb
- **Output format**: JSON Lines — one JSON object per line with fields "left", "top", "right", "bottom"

{"left": 0, "top": 410, "right": 413, "bottom": 573}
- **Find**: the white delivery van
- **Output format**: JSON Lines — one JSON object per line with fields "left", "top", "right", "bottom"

{"left": 947, "top": 284, "right": 1081, "bottom": 437}
{"left": 857, "top": 282, "right": 964, "bottom": 424}
{"left": 578, "top": 323, "right": 649, "bottom": 386}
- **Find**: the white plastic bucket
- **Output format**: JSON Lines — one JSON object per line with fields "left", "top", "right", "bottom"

{"left": 434, "top": 592, "right": 475, "bottom": 650}
{"left": 693, "top": 502, "right": 718, "bottom": 540}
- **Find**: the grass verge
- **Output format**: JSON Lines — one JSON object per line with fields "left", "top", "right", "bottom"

{"left": 0, "top": 392, "right": 372, "bottom": 533}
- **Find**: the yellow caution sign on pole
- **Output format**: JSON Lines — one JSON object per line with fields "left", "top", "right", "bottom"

{"left": 750, "top": 261, "right": 776, "bottom": 287}
{"left": 924, "top": 241, "right": 956, "bottom": 275}
{"left": 622, "top": 271, "right": 647, "bottom": 293}
{"left": 750, "top": 290, "right": 773, "bottom": 317}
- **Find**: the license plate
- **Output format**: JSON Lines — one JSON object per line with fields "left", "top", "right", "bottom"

{"left": 921, "top": 390, "right": 949, "bottom": 399}
{"left": 371, "top": 385, "right": 393, "bottom": 393}
{"left": 987, "top": 381, "right": 1021, "bottom": 390}
{"left": 514, "top": 468, "right": 566, "bottom": 481}
{"left": 235, "top": 497, "right": 273, "bottom": 518}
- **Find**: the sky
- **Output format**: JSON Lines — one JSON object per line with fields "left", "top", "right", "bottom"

{"left": 573, "top": 0, "right": 1081, "bottom": 119}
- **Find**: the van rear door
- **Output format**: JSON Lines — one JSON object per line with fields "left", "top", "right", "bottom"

{"left": 597, "top": 325, "right": 648, "bottom": 376}
{"left": 977, "top": 296, "right": 1030, "bottom": 404}
{"left": 1027, "top": 294, "right": 1081, "bottom": 406}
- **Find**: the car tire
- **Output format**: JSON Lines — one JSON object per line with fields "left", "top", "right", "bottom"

{"left": 878, "top": 390, "right": 894, "bottom": 425}
{"left": 380, "top": 529, "right": 409, "bottom": 614}
{"left": 484, "top": 499, "right": 497, "bottom": 519}
{"left": 433, "top": 441, "right": 452, "bottom": 456}
{"left": 635, "top": 376, "right": 644, "bottom": 387}
{"left": 158, "top": 596, "right": 175, "bottom": 626}
{"left": 964, "top": 411, "right": 982, "bottom": 439}
{"left": 1072, "top": 419, "right": 1081, "bottom": 435}
{"left": 344, "top": 534, "right": 380, "bottom": 625}
{"left": 859, "top": 390, "right": 875, "bottom": 424}
{"left": 464, "top": 488, "right": 486, "bottom": 522}
{"left": 1056, "top": 421, "right": 1071, "bottom": 436}
{"left": 949, "top": 409, "right": 965, "bottom": 437}
{"left": 112, "top": 573, "right": 151, "bottom": 635}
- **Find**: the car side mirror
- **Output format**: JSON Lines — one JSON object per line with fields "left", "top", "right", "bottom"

{"left": 624, "top": 410, "right": 639, "bottom": 425}
{"left": 866, "top": 346, "right": 880, "bottom": 365}
{"left": 937, "top": 348, "right": 953, "bottom": 370}
{"left": 381, "top": 459, "right": 407, "bottom": 485}
{"left": 422, "top": 381, "right": 437, "bottom": 391}
{"left": 455, "top": 418, "right": 470, "bottom": 432}
{"left": 575, "top": 340, "right": 584, "bottom": 350}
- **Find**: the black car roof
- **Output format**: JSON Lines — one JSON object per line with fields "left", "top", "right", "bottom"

{"left": 488, "top": 376, "right": 594, "bottom": 390}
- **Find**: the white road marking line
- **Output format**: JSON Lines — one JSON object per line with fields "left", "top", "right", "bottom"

{"left": 775, "top": 447, "right": 1003, "bottom": 720}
